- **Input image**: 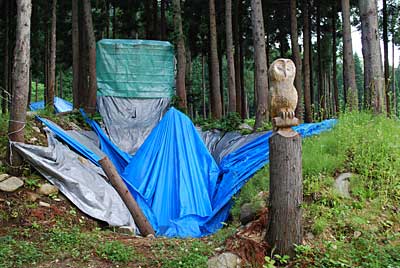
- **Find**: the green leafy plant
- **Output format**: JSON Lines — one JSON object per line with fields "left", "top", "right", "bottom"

{"left": 96, "top": 241, "right": 134, "bottom": 263}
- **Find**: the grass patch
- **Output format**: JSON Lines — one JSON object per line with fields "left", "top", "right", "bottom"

{"left": 96, "top": 241, "right": 136, "bottom": 263}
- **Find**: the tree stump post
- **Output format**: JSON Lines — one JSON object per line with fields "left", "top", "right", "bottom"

{"left": 266, "top": 58, "right": 303, "bottom": 257}
{"left": 267, "top": 130, "right": 302, "bottom": 257}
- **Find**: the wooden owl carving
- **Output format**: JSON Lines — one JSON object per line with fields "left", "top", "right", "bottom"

{"left": 268, "top": 58, "right": 298, "bottom": 120}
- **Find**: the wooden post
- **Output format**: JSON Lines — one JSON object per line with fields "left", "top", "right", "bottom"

{"left": 99, "top": 157, "right": 155, "bottom": 237}
{"left": 266, "top": 58, "right": 303, "bottom": 257}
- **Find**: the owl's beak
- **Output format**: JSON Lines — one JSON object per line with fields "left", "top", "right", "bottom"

{"left": 284, "top": 70, "right": 287, "bottom": 78}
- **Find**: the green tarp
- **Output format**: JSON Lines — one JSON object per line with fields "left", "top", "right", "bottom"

{"left": 96, "top": 39, "right": 175, "bottom": 98}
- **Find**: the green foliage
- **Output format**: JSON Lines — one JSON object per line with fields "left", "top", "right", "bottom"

{"left": 195, "top": 112, "right": 244, "bottom": 132}
{"left": 96, "top": 241, "right": 135, "bottom": 263}
{"left": 0, "top": 236, "right": 42, "bottom": 268}
{"left": 24, "top": 178, "right": 40, "bottom": 189}
{"left": 161, "top": 240, "right": 212, "bottom": 268}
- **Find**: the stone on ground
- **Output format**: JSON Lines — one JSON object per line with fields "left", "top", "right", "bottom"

{"left": 117, "top": 226, "right": 136, "bottom": 235}
{"left": 0, "top": 174, "right": 10, "bottom": 182}
{"left": 26, "top": 191, "right": 40, "bottom": 202}
{"left": 239, "top": 203, "right": 257, "bottom": 225}
{"left": 334, "top": 173, "right": 353, "bottom": 198}
{"left": 0, "top": 176, "right": 24, "bottom": 192}
{"left": 39, "top": 201, "right": 51, "bottom": 207}
{"left": 208, "top": 252, "right": 241, "bottom": 268}
{"left": 38, "top": 183, "right": 59, "bottom": 196}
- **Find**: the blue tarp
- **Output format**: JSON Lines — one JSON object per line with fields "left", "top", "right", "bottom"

{"left": 30, "top": 97, "right": 73, "bottom": 113}
{"left": 38, "top": 108, "right": 337, "bottom": 238}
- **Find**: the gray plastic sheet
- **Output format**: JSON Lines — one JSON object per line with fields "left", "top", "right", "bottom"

{"left": 199, "top": 130, "right": 266, "bottom": 164}
{"left": 12, "top": 130, "right": 137, "bottom": 229}
{"left": 97, "top": 96, "right": 169, "bottom": 154}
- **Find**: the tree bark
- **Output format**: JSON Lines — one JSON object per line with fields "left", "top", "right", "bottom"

{"left": 173, "top": 0, "right": 187, "bottom": 111}
{"left": 2, "top": 0, "right": 9, "bottom": 114}
{"left": 105, "top": 0, "right": 110, "bottom": 38}
{"left": 82, "top": 0, "right": 97, "bottom": 115}
{"left": 359, "top": 0, "right": 385, "bottom": 114}
{"left": 153, "top": 0, "right": 158, "bottom": 39}
{"left": 59, "top": 70, "right": 63, "bottom": 98}
{"left": 45, "top": 0, "right": 56, "bottom": 111}
{"left": 218, "top": 36, "right": 225, "bottom": 115}
{"left": 383, "top": 0, "right": 390, "bottom": 115}
{"left": 160, "top": 0, "right": 167, "bottom": 40}
{"left": 202, "top": 54, "right": 207, "bottom": 118}
{"left": 226, "top": 0, "right": 236, "bottom": 113}
{"left": 209, "top": 0, "right": 222, "bottom": 119}
{"left": 316, "top": 1, "right": 325, "bottom": 118}
{"left": 145, "top": 1, "right": 152, "bottom": 39}
{"left": 332, "top": 2, "right": 339, "bottom": 115}
{"left": 341, "top": 0, "right": 358, "bottom": 110}
{"left": 99, "top": 157, "right": 155, "bottom": 236}
{"left": 112, "top": 2, "right": 116, "bottom": 39}
{"left": 392, "top": 37, "right": 396, "bottom": 115}
{"left": 233, "top": 0, "right": 242, "bottom": 116}
{"left": 302, "top": 0, "right": 312, "bottom": 123}
{"left": 251, "top": 0, "right": 269, "bottom": 129}
{"left": 289, "top": 0, "right": 303, "bottom": 119}
{"left": 79, "top": 6, "right": 88, "bottom": 108}
{"left": 7, "top": 0, "right": 31, "bottom": 175}
{"left": 267, "top": 131, "right": 302, "bottom": 257}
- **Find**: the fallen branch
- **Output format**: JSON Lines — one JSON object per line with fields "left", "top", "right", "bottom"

{"left": 99, "top": 156, "right": 155, "bottom": 237}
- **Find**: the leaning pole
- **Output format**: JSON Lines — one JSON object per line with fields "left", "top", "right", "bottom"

{"left": 266, "top": 59, "right": 303, "bottom": 257}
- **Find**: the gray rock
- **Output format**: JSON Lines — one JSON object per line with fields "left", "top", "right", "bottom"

{"left": 32, "top": 126, "right": 41, "bottom": 133}
{"left": 0, "top": 177, "right": 24, "bottom": 192}
{"left": 38, "top": 183, "right": 59, "bottom": 196}
{"left": 239, "top": 203, "right": 256, "bottom": 225}
{"left": 334, "top": 173, "right": 353, "bottom": 198}
{"left": 39, "top": 201, "right": 51, "bottom": 208}
{"left": 118, "top": 226, "right": 136, "bottom": 235}
{"left": 26, "top": 192, "right": 40, "bottom": 202}
{"left": 208, "top": 252, "right": 241, "bottom": 268}
{"left": 0, "top": 174, "right": 10, "bottom": 182}
{"left": 238, "top": 123, "right": 253, "bottom": 131}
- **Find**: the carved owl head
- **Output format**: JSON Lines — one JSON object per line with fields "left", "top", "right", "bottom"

{"left": 269, "top": 58, "right": 296, "bottom": 82}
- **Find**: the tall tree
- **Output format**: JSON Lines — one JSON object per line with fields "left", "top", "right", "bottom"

{"left": 7, "top": 0, "right": 31, "bottom": 175}
{"left": 359, "top": 0, "right": 385, "bottom": 113}
{"left": 233, "top": 0, "right": 242, "bottom": 116}
{"left": 251, "top": 0, "right": 269, "bottom": 129}
{"left": 209, "top": 0, "right": 222, "bottom": 118}
{"left": 226, "top": 0, "right": 236, "bottom": 113}
{"left": 289, "top": 0, "right": 303, "bottom": 119}
{"left": 82, "top": 0, "right": 97, "bottom": 114}
{"left": 341, "top": 0, "right": 358, "bottom": 110}
{"left": 160, "top": 0, "right": 167, "bottom": 40}
{"left": 72, "top": 0, "right": 80, "bottom": 108}
{"left": 316, "top": 1, "right": 325, "bottom": 118}
{"left": 153, "top": 0, "right": 158, "bottom": 39}
{"left": 2, "top": 0, "right": 9, "bottom": 114}
{"left": 46, "top": 0, "right": 57, "bottom": 110}
{"left": 173, "top": 0, "right": 187, "bottom": 111}
{"left": 383, "top": 0, "right": 390, "bottom": 115}
{"left": 302, "top": 0, "right": 312, "bottom": 123}
{"left": 332, "top": 1, "right": 339, "bottom": 114}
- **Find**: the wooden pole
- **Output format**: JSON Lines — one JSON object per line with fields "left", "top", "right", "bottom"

{"left": 266, "top": 58, "right": 303, "bottom": 257}
{"left": 99, "top": 157, "right": 155, "bottom": 237}
{"left": 267, "top": 130, "right": 302, "bottom": 257}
